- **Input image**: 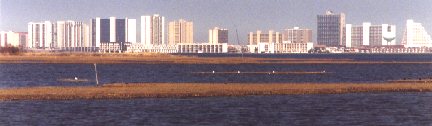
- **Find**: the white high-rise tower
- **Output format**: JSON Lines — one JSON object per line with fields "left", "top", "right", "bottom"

{"left": 141, "top": 14, "right": 165, "bottom": 46}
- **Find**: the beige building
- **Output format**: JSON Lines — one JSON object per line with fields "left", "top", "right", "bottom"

{"left": 168, "top": 19, "right": 193, "bottom": 45}
{"left": 0, "top": 31, "right": 28, "bottom": 47}
{"left": 248, "top": 30, "right": 282, "bottom": 45}
{"left": 282, "top": 27, "right": 312, "bottom": 43}
{"left": 209, "top": 27, "right": 228, "bottom": 44}
{"left": 402, "top": 19, "right": 432, "bottom": 47}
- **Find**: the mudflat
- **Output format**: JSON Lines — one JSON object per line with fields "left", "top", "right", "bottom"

{"left": 1, "top": 83, "right": 431, "bottom": 101}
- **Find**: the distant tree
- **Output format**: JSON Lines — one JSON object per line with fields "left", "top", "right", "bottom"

{"left": 0, "top": 46, "right": 21, "bottom": 54}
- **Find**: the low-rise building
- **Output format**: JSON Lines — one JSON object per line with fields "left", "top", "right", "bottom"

{"left": 127, "top": 44, "right": 177, "bottom": 53}
{"left": 177, "top": 43, "right": 228, "bottom": 53}
{"left": 248, "top": 42, "right": 313, "bottom": 53}
{"left": 99, "top": 42, "right": 130, "bottom": 53}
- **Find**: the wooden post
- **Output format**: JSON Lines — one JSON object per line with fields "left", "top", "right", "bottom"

{"left": 94, "top": 63, "right": 99, "bottom": 86}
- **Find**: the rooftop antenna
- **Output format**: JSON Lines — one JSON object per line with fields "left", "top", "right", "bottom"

{"left": 236, "top": 28, "right": 244, "bottom": 63}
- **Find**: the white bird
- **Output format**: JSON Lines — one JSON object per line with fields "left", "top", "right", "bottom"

{"left": 237, "top": 71, "right": 241, "bottom": 74}
{"left": 272, "top": 71, "right": 275, "bottom": 73}
{"left": 74, "top": 77, "right": 78, "bottom": 80}
{"left": 212, "top": 71, "right": 215, "bottom": 74}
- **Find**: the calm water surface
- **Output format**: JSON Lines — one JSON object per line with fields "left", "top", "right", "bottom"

{"left": 1, "top": 63, "right": 432, "bottom": 88}
{"left": 1, "top": 54, "right": 432, "bottom": 125}
{"left": 1, "top": 93, "right": 432, "bottom": 125}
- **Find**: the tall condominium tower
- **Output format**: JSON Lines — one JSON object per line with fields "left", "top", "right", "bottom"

{"left": 208, "top": 27, "right": 228, "bottom": 44}
{"left": 28, "top": 20, "right": 91, "bottom": 50}
{"left": 345, "top": 23, "right": 396, "bottom": 47}
{"left": 90, "top": 17, "right": 136, "bottom": 48}
{"left": 282, "top": 27, "right": 312, "bottom": 43}
{"left": 402, "top": 19, "right": 432, "bottom": 47}
{"left": 54, "top": 21, "right": 90, "bottom": 50}
{"left": 168, "top": 19, "right": 193, "bottom": 45}
{"left": 126, "top": 18, "right": 137, "bottom": 43}
{"left": 141, "top": 14, "right": 165, "bottom": 45}
{"left": 28, "top": 21, "right": 53, "bottom": 49}
{"left": 317, "top": 11, "right": 345, "bottom": 47}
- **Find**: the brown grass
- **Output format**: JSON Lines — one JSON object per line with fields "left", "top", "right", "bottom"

{"left": 1, "top": 82, "right": 432, "bottom": 101}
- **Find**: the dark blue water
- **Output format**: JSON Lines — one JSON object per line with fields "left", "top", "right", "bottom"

{"left": 177, "top": 53, "right": 432, "bottom": 62}
{"left": 1, "top": 93, "right": 432, "bottom": 125}
{"left": 1, "top": 63, "right": 432, "bottom": 88}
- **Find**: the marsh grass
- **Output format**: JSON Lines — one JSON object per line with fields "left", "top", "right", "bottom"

{"left": 1, "top": 83, "right": 431, "bottom": 101}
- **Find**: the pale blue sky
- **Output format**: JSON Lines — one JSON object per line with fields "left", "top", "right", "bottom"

{"left": 1, "top": 0, "right": 432, "bottom": 44}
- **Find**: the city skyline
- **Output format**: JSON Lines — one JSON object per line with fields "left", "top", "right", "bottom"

{"left": 1, "top": 0, "right": 432, "bottom": 44}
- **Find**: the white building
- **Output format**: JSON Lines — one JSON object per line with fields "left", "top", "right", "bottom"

{"left": 248, "top": 42, "right": 313, "bottom": 53}
{"left": 178, "top": 43, "right": 228, "bottom": 53}
{"left": 126, "top": 18, "right": 137, "bottom": 43}
{"left": 141, "top": 14, "right": 165, "bottom": 46}
{"left": 0, "top": 31, "right": 27, "bottom": 47}
{"left": 28, "top": 20, "right": 100, "bottom": 51}
{"left": 345, "top": 22, "right": 396, "bottom": 47}
{"left": 127, "top": 43, "right": 177, "bottom": 53}
{"left": 54, "top": 21, "right": 90, "bottom": 51}
{"left": 28, "top": 21, "right": 53, "bottom": 49}
{"left": 402, "top": 19, "right": 432, "bottom": 47}
{"left": 209, "top": 27, "right": 228, "bottom": 44}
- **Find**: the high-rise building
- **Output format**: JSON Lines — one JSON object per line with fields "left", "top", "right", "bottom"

{"left": 90, "top": 17, "right": 136, "bottom": 48}
{"left": 28, "top": 21, "right": 53, "bottom": 49}
{"left": 28, "top": 20, "right": 96, "bottom": 51}
{"left": 141, "top": 14, "right": 165, "bottom": 45}
{"left": 402, "top": 19, "right": 432, "bottom": 47}
{"left": 126, "top": 18, "right": 137, "bottom": 43}
{"left": 317, "top": 11, "right": 345, "bottom": 47}
{"left": 0, "top": 31, "right": 27, "bottom": 47}
{"left": 208, "top": 27, "right": 228, "bottom": 44}
{"left": 248, "top": 30, "right": 282, "bottom": 45}
{"left": 168, "top": 19, "right": 193, "bottom": 45}
{"left": 54, "top": 21, "right": 90, "bottom": 51}
{"left": 345, "top": 23, "right": 396, "bottom": 47}
{"left": 282, "top": 27, "right": 312, "bottom": 43}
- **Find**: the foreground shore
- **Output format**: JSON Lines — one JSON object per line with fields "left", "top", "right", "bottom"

{"left": 1, "top": 53, "right": 431, "bottom": 64}
{"left": 1, "top": 83, "right": 432, "bottom": 101}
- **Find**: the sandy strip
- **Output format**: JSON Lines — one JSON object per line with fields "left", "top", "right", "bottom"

{"left": 1, "top": 83, "right": 432, "bottom": 101}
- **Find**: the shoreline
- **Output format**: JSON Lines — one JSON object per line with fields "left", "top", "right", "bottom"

{"left": 1, "top": 83, "right": 432, "bottom": 101}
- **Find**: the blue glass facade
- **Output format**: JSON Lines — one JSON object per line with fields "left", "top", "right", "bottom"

{"left": 115, "top": 19, "right": 125, "bottom": 42}
{"left": 100, "top": 19, "right": 110, "bottom": 43}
